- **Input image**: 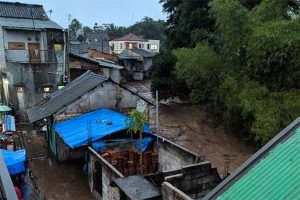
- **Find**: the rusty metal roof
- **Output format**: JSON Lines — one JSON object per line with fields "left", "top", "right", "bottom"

{"left": 26, "top": 71, "right": 108, "bottom": 123}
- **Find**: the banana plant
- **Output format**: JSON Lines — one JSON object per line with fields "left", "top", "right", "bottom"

{"left": 125, "top": 109, "right": 147, "bottom": 174}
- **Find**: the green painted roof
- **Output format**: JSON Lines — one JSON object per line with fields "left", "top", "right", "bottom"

{"left": 218, "top": 126, "right": 300, "bottom": 200}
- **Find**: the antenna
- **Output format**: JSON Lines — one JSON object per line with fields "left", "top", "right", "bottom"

{"left": 48, "top": 9, "right": 53, "bottom": 19}
{"left": 68, "top": 14, "right": 72, "bottom": 28}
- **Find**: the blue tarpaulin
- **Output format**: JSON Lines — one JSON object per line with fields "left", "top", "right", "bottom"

{"left": 92, "top": 137, "right": 153, "bottom": 152}
{"left": 53, "top": 109, "right": 151, "bottom": 148}
{"left": 1, "top": 149, "right": 26, "bottom": 175}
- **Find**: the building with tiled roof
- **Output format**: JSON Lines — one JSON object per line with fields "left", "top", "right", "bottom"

{"left": 109, "top": 33, "right": 160, "bottom": 54}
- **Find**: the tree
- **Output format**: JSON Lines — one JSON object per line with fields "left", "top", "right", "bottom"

{"left": 175, "top": 43, "right": 223, "bottom": 108}
{"left": 127, "top": 17, "right": 166, "bottom": 42}
{"left": 68, "top": 18, "right": 82, "bottom": 39}
{"left": 125, "top": 109, "right": 147, "bottom": 174}
{"left": 160, "top": 0, "right": 215, "bottom": 48}
{"left": 159, "top": 0, "right": 300, "bottom": 145}
{"left": 151, "top": 50, "right": 189, "bottom": 100}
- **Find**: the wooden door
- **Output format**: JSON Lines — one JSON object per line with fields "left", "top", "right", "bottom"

{"left": 28, "top": 43, "right": 40, "bottom": 63}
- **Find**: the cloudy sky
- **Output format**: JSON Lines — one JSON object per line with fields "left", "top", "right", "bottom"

{"left": 5, "top": 0, "right": 167, "bottom": 28}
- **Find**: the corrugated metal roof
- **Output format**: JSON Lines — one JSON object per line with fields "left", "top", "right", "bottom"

{"left": 70, "top": 53, "right": 124, "bottom": 69}
{"left": 213, "top": 124, "right": 300, "bottom": 200}
{"left": 0, "top": 1, "right": 48, "bottom": 20}
{"left": 0, "top": 17, "right": 63, "bottom": 30}
{"left": 26, "top": 71, "right": 108, "bottom": 123}
{"left": 131, "top": 48, "right": 154, "bottom": 58}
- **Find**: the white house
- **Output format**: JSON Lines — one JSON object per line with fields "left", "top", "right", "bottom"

{"left": 109, "top": 33, "right": 160, "bottom": 54}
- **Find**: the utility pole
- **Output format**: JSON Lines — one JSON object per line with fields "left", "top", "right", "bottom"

{"left": 156, "top": 90, "right": 159, "bottom": 141}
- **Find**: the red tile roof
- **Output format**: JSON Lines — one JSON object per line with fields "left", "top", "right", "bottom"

{"left": 112, "top": 33, "right": 147, "bottom": 42}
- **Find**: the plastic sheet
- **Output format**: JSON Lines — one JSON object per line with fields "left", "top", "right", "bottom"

{"left": 1, "top": 149, "right": 26, "bottom": 175}
{"left": 53, "top": 109, "right": 151, "bottom": 148}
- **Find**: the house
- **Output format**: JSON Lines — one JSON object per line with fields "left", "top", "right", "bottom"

{"left": 86, "top": 33, "right": 110, "bottom": 54}
{"left": 0, "top": 1, "right": 68, "bottom": 121}
{"left": 26, "top": 71, "right": 154, "bottom": 161}
{"left": 118, "top": 48, "right": 154, "bottom": 80}
{"left": 87, "top": 126, "right": 221, "bottom": 200}
{"left": 69, "top": 53, "right": 123, "bottom": 83}
{"left": 70, "top": 32, "right": 110, "bottom": 55}
{"left": 109, "top": 33, "right": 160, "bottom": 54}
{"left": 203, "top": 117, "right": 300, "bottom": 200}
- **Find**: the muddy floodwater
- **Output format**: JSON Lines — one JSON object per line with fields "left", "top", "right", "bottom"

{"left": 149, "top": 103, "right": 257, "bottom": 176}
{"left": 125, "top": 80, "right": 257, "bottom": 175}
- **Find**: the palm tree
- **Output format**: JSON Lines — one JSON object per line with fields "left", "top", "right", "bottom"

{"left": 125, "top": 109, "right": 147, "bottom": 174}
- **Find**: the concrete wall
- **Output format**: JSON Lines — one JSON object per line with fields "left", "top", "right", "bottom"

{"left": 55, "top": 81, "right": 140, "bottom": 118}
{"left": 0, "top": 27, "right": 6, "bottom": 102}
{"left": 163, "top": 162, "right": 221, "bottom": 200}
{"left": 162, "top": 182, "right": 193, "bottom": 200}
{"left": 1, "top": 28, "right": 66, "bottom": 121}
{"left": 144, "top": 57, "right": 153, "bottom": 71}
{"left": 153, "top": 136, "right": 199, "bottom": 172}
{"left": 55, "top": 131, "right": 86, "bottom": 162}
{"left": 88, "top": 147, "right": 123, "bottom": 200}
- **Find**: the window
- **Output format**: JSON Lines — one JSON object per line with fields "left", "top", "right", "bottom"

{"left": 150, "top": 44, "right": 158, "bottom": 50}
{"left": 8, "top": 42, "right": 25, "bottom": 50}
{"left": 147, "top": 44, "right": 150, "bottom": 50}
{"left": 120, "top": 43, "right": 123, "bottom": 49}
{"left": 57, "top": 85, "right": 64, "bottom": 90}
{"left": 42, "top": 86, "right": 51, "bottom": 93}
{"left": 16, "top": 86, "right": 24, "bottom": 93}
{"left": 54, "top": 44, "right": 63, "bottom": 51}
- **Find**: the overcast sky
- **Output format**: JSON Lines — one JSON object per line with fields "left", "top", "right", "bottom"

{"left": 5, "top": 0, "right": 167, "bottom": 28}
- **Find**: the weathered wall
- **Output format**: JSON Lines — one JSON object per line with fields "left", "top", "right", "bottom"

{"left": 163, "top": 162, "right": 221, "bottom": 200}
{"left": 144, "top": 57, "right": 153, "bottom": 71}
{"left": 55, "top": 131, "right": 86, "bottom": 162}
{"left": 0, "top": 27, "right": 6, "bottom": 102}
{"left": 5, "top": 62, "right": 61, "bottom": 120}
{"left": 55, "top": 81, "right": 139, "bottom": 118}
{"left": 161, "top": 182, "right": 193, "bottom": 200}
{"left": 153, "top": 136, "right": 199, "bottom": 172}
{"left": 88, "top": 147, "right": 123, "bottom": 200}
{"left": 2, "top": 29, "right": 66, "bottom": 121}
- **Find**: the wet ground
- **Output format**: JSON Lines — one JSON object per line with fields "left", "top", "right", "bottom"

{"left": 150, "top": 104, "right": 257, "bottom": 176}
{"left": 125, "top": 80, "right": 257, "bottom": 176}
{"left": 20, "top": 124, "right": 94, "bottom": 200}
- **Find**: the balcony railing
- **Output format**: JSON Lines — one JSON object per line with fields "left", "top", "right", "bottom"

{"left": 5, "top": 49, "right": 64, "bottom": 64}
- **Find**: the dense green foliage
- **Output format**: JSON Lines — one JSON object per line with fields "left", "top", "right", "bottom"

{"left": 68, "top": 17, "right": 165, "bottom": 42}
{"left": 151, "top": 50, "right": 189, "bottom": 100}
{"left": 160, "top": 0, "right": 215, "bottom": 48}
{"left": 152, "top": 0, "right": 300, "bottom": 145}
